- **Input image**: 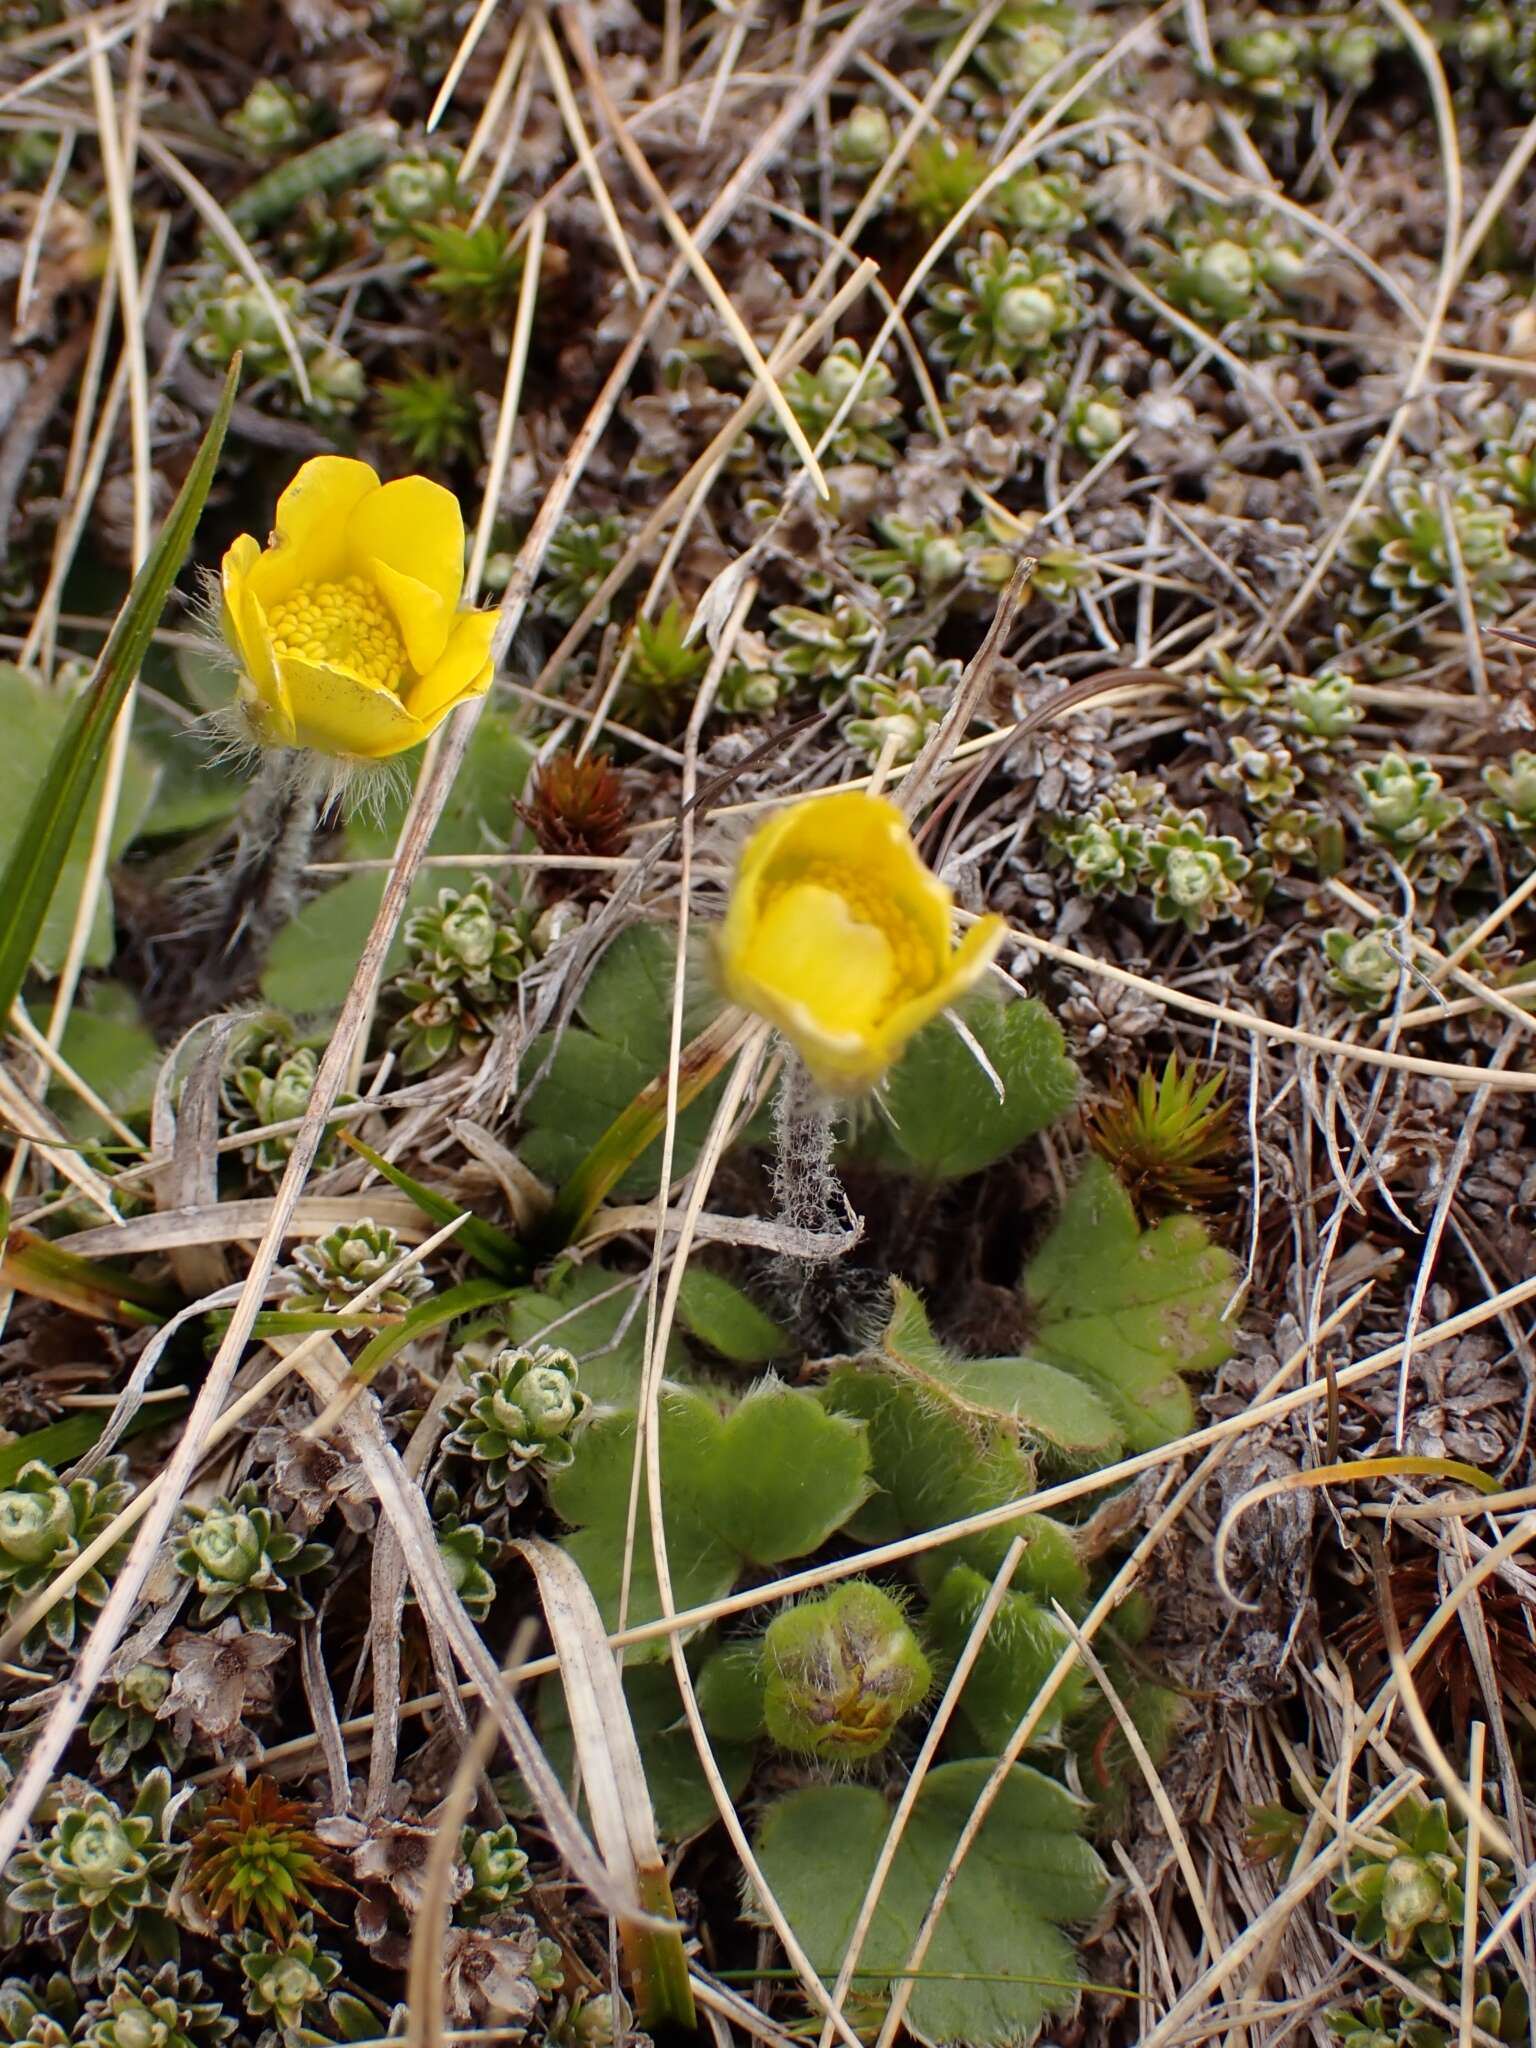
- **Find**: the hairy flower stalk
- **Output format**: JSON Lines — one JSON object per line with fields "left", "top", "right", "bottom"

{"left": 184, "top": 752, "right": 323, "bottom": 1007}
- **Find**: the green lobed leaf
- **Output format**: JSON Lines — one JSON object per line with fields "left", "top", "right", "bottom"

{"left": 821, "top": 1285, "right": 1086, "bottom": 1604}
{"left": 753, "top": 1759, "right": 1110, "bottom": 2048}
{"left": 549, "top": 1388, "right": 738, "bottom": 1643}
{"left": 858, "top": 996, "right": 1079, "bottom": 1180}
{"left": 549, "top": 1379, "right": 871, "bottom": 1650}
{"left": 0, "top": 357, "right": 237, "bottom": 1019}
{"left": 520, "top": 924, "right": 761, "bottom": 1200}
{"left": 946, "top": 1354, "right": 1124, "bottom": 1472}
{"left": 1023, "top": 1158, "right": 1237, "bottom": 1453}
{"left": 925, "top": 1562, "right": 1086, "bottom": 1756}
{"left": 878, "top": 1282, "right": 1123, "bottom": 1471}
{"left": 0, "top": 667, "right": 160, "bottom": 982}
{"left": 676, "top": 1267, "right": 795, "bottom": 1364}
{"left": 537, "top": 1661, "right": 754, "bottom": 1843}
{"left": 495, "top": 1260, "right": 689, "bottom": 1409}
{"left": 51, "top": 982, "right": 163, "bottom": 1137}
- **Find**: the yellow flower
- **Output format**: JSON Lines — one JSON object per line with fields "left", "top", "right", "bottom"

{"left": 719, "top": 789, "right": 1004, "bottom": 1093}
{"left": 219, "top": 456, "right": 496, "bottom": 761}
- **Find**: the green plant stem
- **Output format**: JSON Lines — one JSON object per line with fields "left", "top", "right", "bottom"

{"left": 624, "top": 1863, "right": 698, "bottom": 2031}
{"left": 193, "top": 751, "right": 323, "bottom": 1005}
{"left": 534, "top": 1007, "right": 759, "bottom": 1252}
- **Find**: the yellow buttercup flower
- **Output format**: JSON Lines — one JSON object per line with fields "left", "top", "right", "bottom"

{"left": 719, "top": 790, "right": 1005, "bottom": 1094}
{"left": 219, "top": 456, "right": 497, "bottom": 761}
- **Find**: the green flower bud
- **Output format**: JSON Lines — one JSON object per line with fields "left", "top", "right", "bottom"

{"left": 1070, "top": 819, "right": 1134, "bottom": 888}
{"left": 1228, "top": 25, "right": 1302, "bottom": 75}
{"left": 531, "top": 901, "right": 584, "bottom": 954}
{"left": 466, "top": 1823, "right": 529, "bottom": 1900}
{"left": 439, "top": 899, "right": 499, "bottom": 971}
{"left": 307, "top": 345, "right": 366, "bottom": 416}
{"left": 267, "top": 1957, "right": 323, "bottom": 2011}
{"left": 995, "top": 283, "right": 1059, "bottom": 350}
{"left": 376, "top": 156, "right": 455, "bottom": 224}
{"left": 762, "top": 1582, "right": 931, "bottom": 1761}
{"left": 1321, "top": 24, "right": 1381, "bottom": 86}
{"left": 1195, "top": 239, "right": 1255, "bottom": 307}
{"left": 189, "top": 1510, "right": 265, "bottom": 1585}
{"left": 1069, "top": 395, "right": 1124, "bottom": 456}
{"left": 1260, "top": 243, "right": 1306, "bottom": 293}
{"left": 1482, "top": 750, "right": 1536, "bottom": 835}
{"left": 570, "top": 1994, "right": 625, "bottom": 2048}
{"left": 63, "top": 1812, "right": 139, "bottom": 1890}
{"left": 1380, "top": 1853, "right": 1446, "bottom": 1946}
{"left": 1324, "top": 928, "right": 1401, "bottom": 1011}
{"left": 1163, "top": 846, "right": 1223, "bottom": 910}
{"left": 0, "top": 1481, "right": 73, "bottom": 1565}
{"left": 531, "top": 1937, "right": 567, "bottom": 1995}
{"left": 817, "top": 350, "right": 863, "bottom": 404}
{"left": 837, "top": 104, "right": 892, "bottom": 167}
{"left": 1288, "top": 670, "right": 1360, "bottom": 740}
{"left": 267, "top": 1052, "right": 318, "bottom": 1126}
{"left": 516, "top": 1364, "right": 580, "bottom": 1438}
{"left": 115, "top": 2009, "right": 155, "bottom": 2048}
{"left": 119, "top": 1662, "right": 172, "bottom": 1714}
{"left": 918, "top": 533, "right": 967, "bottom": 589}
{"left": 226, "top": 79, "right": 308, "bottom": 151}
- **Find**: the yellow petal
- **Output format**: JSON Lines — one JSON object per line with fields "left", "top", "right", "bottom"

{"left": 736, "top": 790, "right": 951, "bottom": 952}
{"left": 222, "top": 534, "right": 297, "bottom": 749}
{"left": 720, "top": 790, "right": 1000, "bottom": 1094}
{"left": 346, "top": 475, "right": 465, "bottom": 613}
{"left": 220, "top": 534, "right": 268, "bottom": 681}
{"left": 276, "top": 653, "right": 427, "bottom": 760}
{"left": 737, "top": 884, "right": 895, "bottom": 1034}
{"left": 370, "top": 557, "right": 451, "bottom": 675}
{"left": 878, "top": 913, "right": 1005, "bottom": 1060}
{"left": 246, "top": 456, "right": 380, "bottom": 609}
{"left": 402, "top": 607, "right": 496, "bottom": 725}
{"left": 236, "top": 666, "right": 297, "bottom": 749}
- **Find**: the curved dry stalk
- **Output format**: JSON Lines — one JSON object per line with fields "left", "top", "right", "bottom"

{"left": 1057, "top": 1617, "right": 1224, "bottom": 1966}
{"left": 994, "top": 924, "right": 1536, "bottom": 1092}
{"left": 809, "top": 1, "right": 1180, "bottom": 459}
{"left": 404, "top": 1619, "right": 538, "bottom": 2048}
{"left": 0, "top": 1210, "right": 465, "bottom": 1664}
{"left": 0, "top": 710, "right": 492, "bottom": 1869}
{"left": 811, "top": 1536, "right": 1031, "bottom": 2048}
{"left": 1372, "top": 1552, "right": 1517, "bottom": 1860}
{"left": 1255, "top": 0, "right": 1463, "bottom": 649}
{"left": 214, "top": 1265, "right": 1536, "bottom": 1800}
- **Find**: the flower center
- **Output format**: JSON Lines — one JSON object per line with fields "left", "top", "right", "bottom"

{"left": 745, "top": 862, "right": 936, "bottom": 1036}
{"left": 267, "top": 576, "right": 405, "bottom": 689}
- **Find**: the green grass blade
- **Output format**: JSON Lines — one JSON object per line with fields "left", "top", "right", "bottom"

{"left": 0, "top": 1400, "right": 188, "bottom": 1487}
{"left": 0, "top": 356, "right": 241, "bottom": 1021}
{"left": 347, "top": 1276, "right": 519, "bottom": 1384}
{"left": 341, "top": 1131, "right": 530, "bottom": 1282}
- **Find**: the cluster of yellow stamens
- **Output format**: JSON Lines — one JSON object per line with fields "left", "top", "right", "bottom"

{"left": 266, "top": 576, "right": 405, "bottom": 691}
